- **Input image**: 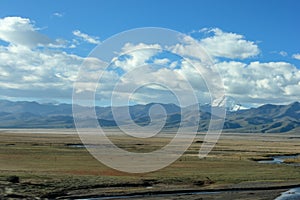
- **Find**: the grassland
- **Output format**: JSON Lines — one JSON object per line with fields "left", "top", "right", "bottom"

{"left": 0, "top": 129, "right": 300, "bottom": 199}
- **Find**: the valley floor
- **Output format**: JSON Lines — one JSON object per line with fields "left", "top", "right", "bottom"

{"left": 0, "top": 129, "right": 300, "bottom": 199}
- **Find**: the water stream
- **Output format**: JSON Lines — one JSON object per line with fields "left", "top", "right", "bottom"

{"left": 275, "top": 187, "right": 300, "bottom": 200}
{"left": 257, "top": 154, "right": 300, "bottom": 166}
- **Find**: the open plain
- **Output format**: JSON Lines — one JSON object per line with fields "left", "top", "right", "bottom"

{"left": 0, "top": 129, "right": 300, "bottom": 199}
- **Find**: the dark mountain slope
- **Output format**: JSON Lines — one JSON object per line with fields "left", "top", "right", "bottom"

{"left": 0, "top": 100, "right": 299, "bottom": 133}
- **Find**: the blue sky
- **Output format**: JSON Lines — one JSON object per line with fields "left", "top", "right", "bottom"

{"left": 1, "top": 0, "right": 298, "bottom": 56}
{"left": 0, "top": 0, "right": 299, "bottom": 107}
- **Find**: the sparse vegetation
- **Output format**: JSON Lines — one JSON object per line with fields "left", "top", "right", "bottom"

{"left": 6, "top": 175, "right": 19, "bottom": 183}
{"left": 0, "top": 130, "right": 300, "bottom": 199}
{"left": 284, "top": 157, "right": 300, "bottom": 164}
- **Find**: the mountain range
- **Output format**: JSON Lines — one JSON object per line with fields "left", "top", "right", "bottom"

{"left": 0, "top": 99, "right": 299, "bottom": 133}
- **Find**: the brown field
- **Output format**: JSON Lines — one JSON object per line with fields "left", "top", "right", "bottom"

{"left": 0, "top": 129, "right": 300, "bottom": 199}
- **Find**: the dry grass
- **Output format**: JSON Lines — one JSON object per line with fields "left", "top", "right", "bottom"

{"left": 284, "top": 157, "right": 300, "bottom": 164}
{"left": 0, "top": 129, "right": 300, "bottom": 198}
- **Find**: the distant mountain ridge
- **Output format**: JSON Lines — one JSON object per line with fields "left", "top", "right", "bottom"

{"left": 225, "top": 102, "right": 300, "bottom": 133}
{"left": 0, "top": 99, "right": 299, "bottom": 133}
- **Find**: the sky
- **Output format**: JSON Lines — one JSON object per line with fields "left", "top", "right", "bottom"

{"left": 0, "top": 0, "right": 299, "bottom": 107}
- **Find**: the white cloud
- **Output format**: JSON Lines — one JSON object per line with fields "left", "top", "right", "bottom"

{"left": 0, "top": 16, "right": 108, "bottom": 101}
{"left": 169, "top": 35, "right": 211, "bottom": 62}
{"left": 292, "top": 53, "right": 300, "bottom": 60}
{"left": 113, "top": 43, "right": 162, "bottom": 71}
{"left": 215, "top": 61, "right": 300, "bottom": 104}
{"left": 169, "top": 61, "right": 178, "bottom": 69}
{"left": 53, "top": 12, "right": 64, "bottom": 17}
{"left": 200, "top": 28, "right": 260, "bottom": 59}
{"left": 106, "top": 64, "right": 204, "bottom": 106}
{"left": 121, "top": 43, "right": 161, "bottom": 53}
{"left": 100, "top": 34, "right": 300, "bottom": 106}
{"left": 271, "top": 51, "right": 288, "bottom": 57}
{"left": 0, "top": 18, "right": 299, "bottom": 107}
{"left": 0, "top": 45, "right": 82, "bottom": 89}
{"left": 0, "top": 16, "right": 63, "bottom": 48}
{"left": 279, "top": 51, "right": 288, "bottom": 57}
{"left": 98, "top": 41, "right": 218, "bottom": 105}
{"left": 0, "top": 17, "right": 107, "bottom": 102}
{"left": 153, "top": 58, "right": 170, "bottom": 65}
{"left": 72, "top": 30, "right": 100, "bottom": 44}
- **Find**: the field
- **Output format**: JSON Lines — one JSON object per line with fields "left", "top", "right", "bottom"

{"left": 1, "top": 129, "right": 300, "bottom": 199}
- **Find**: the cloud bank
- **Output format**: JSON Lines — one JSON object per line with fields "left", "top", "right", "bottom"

{"left": 0, "top": 16, "right": 64, "bottom": 48}
{"left": 0, "top": 16, "right": 299, "bottom": 107}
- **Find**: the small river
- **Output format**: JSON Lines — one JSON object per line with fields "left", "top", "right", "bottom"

{"left": 257, "top": 154, "right": 300, "bottom": 166}
{"left": 275, "top": 187, "right": 300, "bottom": 200}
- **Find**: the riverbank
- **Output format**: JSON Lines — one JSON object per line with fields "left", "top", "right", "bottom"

{"left": 2, "top": 178, "right": 300, "bottom": 199}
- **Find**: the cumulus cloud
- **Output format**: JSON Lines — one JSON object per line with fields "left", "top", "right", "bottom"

{"left": 73, "top": 30, "right": 100, "bottom": 44}
{"left": 0, "top": 16, "right": 83, "bottom": 99}
{"left": 199, "top": 28, "right": 260, "bottom": 59}
{"left": 0, "top": 16, "right": 63, "bottom": 48}
{"left": 0, "top": 44, "right": 82, "bottom": 89}
{"left": 113, "top": 43, "right": 162, "bottom": 71}
{"left": 96, "top": 32, "right": 299, "bottom": 106}
{"left": 0, "top": 17, "right": 299, "bottom": 107}
{"left": 292, "top": 53, "right": 300, "bottom": 60}
{"left": 215, "top": 61, "right": 300, "bottom": 104}
{"left": 94, "top": 41, "right": 219, "bottom": 105}
{"left": 0, "top": 17, "right": 108, "bottom": 102}
{"left": 169, "top": 35, "right": 212, "bottom": 62}
{"left": 103, "top": 63, "right": 205, "bottom": 106}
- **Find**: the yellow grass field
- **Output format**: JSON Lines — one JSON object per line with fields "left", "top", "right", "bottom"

{"left": 0, "top": 129, "right": 300, "bottom": 199}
